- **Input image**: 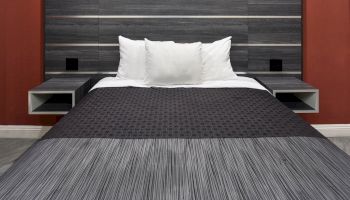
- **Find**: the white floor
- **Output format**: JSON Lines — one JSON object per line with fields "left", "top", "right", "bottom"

{"left": 0, "top": 139, "right": 36, "bottom": 176}
{"left": 328, "top": 137, "right": 350, "bottom": 155}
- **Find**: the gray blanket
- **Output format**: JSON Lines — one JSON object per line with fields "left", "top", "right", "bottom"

{"left": 1, "top": 88, "right": 349, "bottom": 200}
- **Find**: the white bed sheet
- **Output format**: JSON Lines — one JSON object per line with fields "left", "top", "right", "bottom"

{"left": 91, "top": 76, "right": 268, "bottom": 91}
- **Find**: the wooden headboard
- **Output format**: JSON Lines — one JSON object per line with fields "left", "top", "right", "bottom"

{"left": 45, "top": 0, "right": 302, "bottom": 81}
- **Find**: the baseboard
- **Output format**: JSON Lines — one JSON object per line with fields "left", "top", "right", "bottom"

{"left": 312, "top": 124, "right": 350, "bottom": 137}
{"left": 0, "top": 124, "right": 349, "bottom": 139}
{"left": 0, "top": 126, "right": 51, "bottom": 139}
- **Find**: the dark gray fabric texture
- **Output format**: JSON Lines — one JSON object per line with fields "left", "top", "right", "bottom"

{"left": 43, "top": 87, "right": 323, "bottom": 139}
{"left": 1, "top": 137, "right": 349, "bottom": 200}
{"left": 1, "top": 87, "right": 348, "bottom": 200}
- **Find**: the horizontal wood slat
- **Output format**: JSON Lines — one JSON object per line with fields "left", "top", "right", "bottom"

{"left": 46, "top": 0, "right": 300, "bottom": 15}
{"left": 45, "top": 46, "right": 301, "bottom": 72}
{"left": 45, "top": 0, "right": 302, "bottom": 79}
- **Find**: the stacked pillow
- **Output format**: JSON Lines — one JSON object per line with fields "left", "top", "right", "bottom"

{"left": 117, "top": 35, "right": 237, "bottom": 85}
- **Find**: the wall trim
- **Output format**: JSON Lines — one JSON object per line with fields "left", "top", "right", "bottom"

{"left": 46, "top": 43, "right": 302, "bottom": 47}
{"left": 48, "top": 15, "right": 302, "bottom": 19}
{"left": 0, "top": 126, "right": 51, "bottom": 139}
{"left": 0, "top": 124, "right": 349, "bottom": 139}
{"left": 312, "top": 124, "right": 350, "bottom": 137}
{"left": 45, "top": 71, "right": 302, "bottom": 75}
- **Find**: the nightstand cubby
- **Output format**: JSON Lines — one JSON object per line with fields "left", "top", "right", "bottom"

{"left": 28, "top": 78, "right": 91, "bottom": 115}
{"left": 256, "top": 77, "right": 319, "bottom": 113}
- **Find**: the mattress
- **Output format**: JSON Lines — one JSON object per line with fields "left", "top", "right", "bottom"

{"left": 1, "top": 79, "right": 350, "bottom": 200}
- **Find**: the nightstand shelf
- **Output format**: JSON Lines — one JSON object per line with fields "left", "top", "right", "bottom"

{"left": 256, "top": 77, "right": 319, "bottom": 113}
{"left": 28, "top": 78, "right": 91, "bottom": 115}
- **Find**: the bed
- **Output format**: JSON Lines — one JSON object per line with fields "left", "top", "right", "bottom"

{"left": 1, "top": 77, "right": 350, "bottom": 200}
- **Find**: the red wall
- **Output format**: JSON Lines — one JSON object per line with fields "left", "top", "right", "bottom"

{"left": 0, "top": 0, "right": 56, "bottom": 125}
{"left": 0, "top": 0, "right": 5, "bottom": 124}
{"left": 302, "top": 0, "right": 350, "bottom": 124}
{"left": 0, "top": 0, "right": 349, "bottom": 125}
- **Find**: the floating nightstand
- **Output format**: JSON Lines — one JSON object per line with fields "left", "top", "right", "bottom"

{"left": 256, "top": 77, "right": 319, "bottom": 113}
{"left": 28, "top": 78, "right": 91, "bottom": 115}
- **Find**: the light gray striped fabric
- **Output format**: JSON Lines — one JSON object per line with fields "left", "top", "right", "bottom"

{"left": 1, "top": 137, "right": 350, "bottom": 200}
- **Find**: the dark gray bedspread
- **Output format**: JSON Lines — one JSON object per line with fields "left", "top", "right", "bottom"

{"left": 44, "top": 88, "right": 322, "bottom": 139}
{"left": 0, "top": 88, "right": 349, "bottom": 200}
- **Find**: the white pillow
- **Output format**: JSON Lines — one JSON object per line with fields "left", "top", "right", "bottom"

{"left": 202, "top": 37, "right": 237, "bottom": 81}
{"left": 144, "top": 39, "right": 203, "bottom": 85}
{"left": 117, "top": 36, "right": 146, "bottom": 80}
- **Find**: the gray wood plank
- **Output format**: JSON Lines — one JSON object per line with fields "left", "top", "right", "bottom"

{"left": 99, "top": 18, "right": 248, "bottom": 44}
{"left": 46, "top": 0, "right": 99, "bottom": 15}
{"left": 250, "top": 74, "right": 302, "bottom": 79}
{"left": 230, "top": 46, "right": 248, "bottom": 71}
{"left": 45, "top": 18, "right": 99, "bottom": 43}
{"left": 248, "top": 19, "right": 301, "bottom": 43}
{"left": 98, "top": 48, "right": 119, "bottom": 71}
{"left": 99, "top": 46, "right": 248, "bottom": 72}
{"left": 46, "top": 0, "right": 302, "bottom": 16}
{"left": 256, "top": 77, "right": 316, "bottom": 90}
{"left": 45, "top": 18, "right": 301, "bottom": 44}
{"left": 99, "top": 0, "right": 247, "bottom": 15}
{"left": 45, "top": 74, "right": 113, "bottom": 85}
{"left": 45, "top": 46, "right": 301, "bottom": 74}
{"left": 45, "top": 46, "right": 247, "bottom": 72}
{"left": 44, "top": 0, "right": 303, "bottom": 80}
{"left": 44, "top": 74, "right": 303, "bottom": 84}
{"left": 45, "top": 47, "right": 101, "bottom": 71}
{"left": 248, "top": 0, "right": 301, "bottom": 15}
{"left": 46, "top": 0, "right": 247, "bottom": 15}
{"left": 45, "top": 18, "right": 302, "bottom": 44}
{"left": 30, "top": 78, "right": 91, "bottom": 91}
{"left": 248, "top": 46, "right": 301, "bottom": 71}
